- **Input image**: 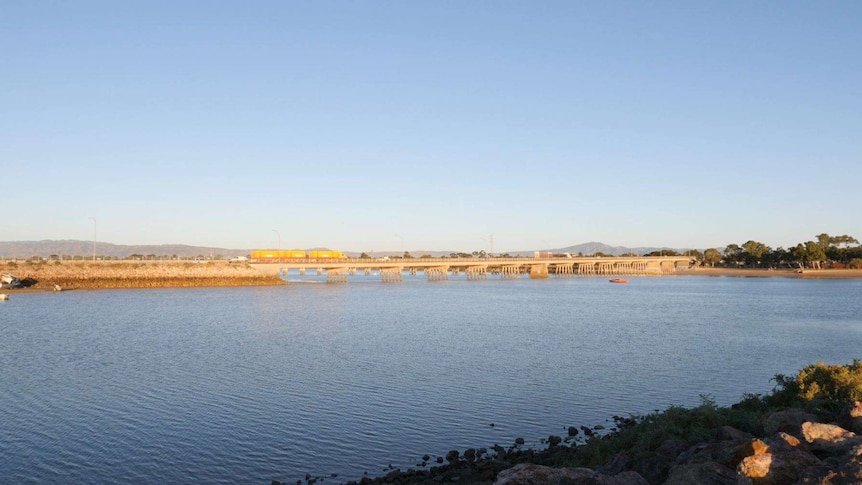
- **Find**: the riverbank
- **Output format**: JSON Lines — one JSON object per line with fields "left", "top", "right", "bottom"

{"left": 0, "top": 260, "right": 285, "bottom": 290}
{"left": 683, "top": 267, "right": 862, "bottom": 279}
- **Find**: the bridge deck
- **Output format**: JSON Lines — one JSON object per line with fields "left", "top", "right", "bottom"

{"left": 251, "top": 256, "right": 694, "bottom": 279}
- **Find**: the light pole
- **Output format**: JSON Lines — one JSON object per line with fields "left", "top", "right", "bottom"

{"left": 394, "top": 234, "right": 404, "bottom": 258}
{"left": 272, "top": 229, "right": 281, "bottom": 251}
{"left": 272, "top": 229, "right": 281, "bottom": 261}
{"left": 88, "top": 217, "right": 97, "bottom": 261}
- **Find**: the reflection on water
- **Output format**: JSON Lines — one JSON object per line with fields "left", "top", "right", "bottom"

{"left": 1, "top": 277, "right": 860, "bottom": 483}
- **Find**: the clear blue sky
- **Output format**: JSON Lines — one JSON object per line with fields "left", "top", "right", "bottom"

{"left": 3, "top": 1, "right": 860, "bottom": 253}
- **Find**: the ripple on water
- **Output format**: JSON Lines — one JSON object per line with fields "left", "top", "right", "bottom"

{"left": 1, "top": 279, "right": 861, "bottom": 482}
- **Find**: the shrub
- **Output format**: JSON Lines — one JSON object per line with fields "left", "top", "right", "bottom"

{"left": 794, "top": 361, "right": 862, "bottom": 409}
{"left": 570, "top": 395, "right": 761, "bottom": 468}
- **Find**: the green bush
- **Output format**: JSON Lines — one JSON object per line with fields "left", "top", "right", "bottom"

{"left": 570, "top": 395, "right": 761, "bottom": 468}
{"left": 795, "top": 361, "right": 862, "bottom": 408}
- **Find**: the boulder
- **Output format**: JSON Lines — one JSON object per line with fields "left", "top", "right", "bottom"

{"left": 629, "top": 439, "right": 689, "bottom": 484}
{"left": 801, "top": 422, "right": 862, "bottom": 453}
{"left": 717, "top": 425, "right": 754, "bottom": 443}
{"left": 663, "top": 461, "right": 737, "bottom": 485}
{"left": 764, "top": 408, "right": 819, "bottom": 437}
{"left": 737, "top": 448, "right": 821, "bottom": 484}
{"left": 837, "top": 401, "right": 862, "bottom": 435}
{"left": 764, "top": 432, "right": 804, "bottom": 453}
{"left": 731, "top": 439, "right": 771, "bottom": 468}
{"left": 494, "top": 463, "right": 648, "bottom": 485}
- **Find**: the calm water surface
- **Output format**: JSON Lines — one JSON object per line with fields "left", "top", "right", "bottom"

{"left": 1, "top": 276, "right": 861, "bottom": 483}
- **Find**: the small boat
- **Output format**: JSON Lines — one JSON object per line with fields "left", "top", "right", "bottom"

{"left": 609, "top": 278, "right": 628, "bottom": 284}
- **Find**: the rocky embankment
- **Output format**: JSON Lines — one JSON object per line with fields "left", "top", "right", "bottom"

{"left": 284, "top": 400, "right": 862, "bottom": 485}
{"left": 1, "top": 261, "right": 284, "bottom": 290}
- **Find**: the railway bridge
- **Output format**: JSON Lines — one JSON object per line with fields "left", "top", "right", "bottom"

{"left": 251, "top": 256, "right": 695, "bottom": 283}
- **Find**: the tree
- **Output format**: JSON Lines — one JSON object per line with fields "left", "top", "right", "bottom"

{"left": 403, "top": 252, "right": 414, "bottom": 259}
{"left": 764, "top": 247, "right": 790, "bottom": 268}
{"left": 724, "top": 244, "right": 742, "bottom": 265}
{"left": 703, "top": 248, "right": 722, "bottom": 267}
{"left": 741, "top": 240, "right": 770, "bottom": 267}
{"left": 824, "top": 234, "right": 859, "bottom": 261}
{"left": 816, "top": 233, "right": 831, "bottom": 254}
{"left": 359, "top": 252, "right": 370, "bottom": 259}
{"left": 420, "top": 254, "right": 433, "bottom": 259}
{"left": 792, "top": 241, "right": 827, "bottom": 269}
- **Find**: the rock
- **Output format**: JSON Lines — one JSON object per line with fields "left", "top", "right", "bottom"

{"left": 547, "top": 435, "right": 562, "bottom": 446}
{"left": 494, "top": 463, "right": 648, "bottom": 485}
{"left": 422, "top": 454, "right": 430, "bottom": 462}
{"left": 629, "top": 439, "right": 688, "bottom": 483}
{"left": 663, "top": 461, "right": 737, "bottom": 485}
{"left": 514, "top": 437, "right": 525, "bottom": 445}
{"left": 837, "top": 401, "right": 862, "bottom": 435}
{"left": 830, "top": 455, "right": 862, "bottom": 483}
{"left": 737, "top": 448, "right": 821, "bottom": 484}
{"left": 764, "top": 432, "right": 803, "bottom": 453}
{"left": 801, "top": 422, "right": 862, "bottom": 453}
{"left": 445, "top": 449, "right": 459, "bottom": 463}
{"left": 464, "top": 448, "right": 476, "bottom": 461}
{"left": 568, "top": 426, "right": 579, "bottom": 437}
{"left": 717, "top": 425, "right": 754, "bottom": 443}
{"left": 764, "top": 408, "right": 819, "bottom": 437}
{"left": 731, "top": 439, "right": 770, "bottom": 468}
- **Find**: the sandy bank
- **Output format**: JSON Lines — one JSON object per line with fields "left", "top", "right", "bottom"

{"left": 681, "top": 267, "right": 862, "bottom": 279}
{"left": 1, "top": 260, "right": 285, "bottom": 291}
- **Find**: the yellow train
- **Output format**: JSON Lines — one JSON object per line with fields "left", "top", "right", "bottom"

{"left": 250, "top": 250, "right": 347, "bottom": 260}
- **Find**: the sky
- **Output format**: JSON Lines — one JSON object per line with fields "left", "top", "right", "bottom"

{"left": 2, "top": 1, "right": 860, "bottom": 253}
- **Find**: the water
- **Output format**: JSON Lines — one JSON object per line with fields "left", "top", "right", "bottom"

{"left": 1, "top": 276, "right": 861, "bottom": 484}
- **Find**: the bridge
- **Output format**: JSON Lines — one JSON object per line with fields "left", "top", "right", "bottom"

{"left": 251, "top": 256, "right": 695, "bottom": 283}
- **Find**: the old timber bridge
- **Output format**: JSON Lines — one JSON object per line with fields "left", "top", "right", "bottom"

{"left": 251, "top": 256, "right": 695, "bottom": 283}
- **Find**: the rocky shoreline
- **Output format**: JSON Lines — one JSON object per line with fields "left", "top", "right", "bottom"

{"left": 274, "top": 362, "right": 862, "bottom": 485}
{"left": 1, "top": 260, "right": 284, "bottom": 290}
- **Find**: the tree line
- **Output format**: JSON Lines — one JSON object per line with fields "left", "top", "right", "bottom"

{"left": 694, "top": 233, "right": 861, "bottom": 269}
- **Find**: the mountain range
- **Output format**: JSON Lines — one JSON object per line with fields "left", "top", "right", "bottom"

{"left": 0, "top": 240, "right": 686, "bottom": 259}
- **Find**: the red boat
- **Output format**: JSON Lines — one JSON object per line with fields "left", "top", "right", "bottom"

{"left": 609, "top": 278, "right": 628, "bottom": 284}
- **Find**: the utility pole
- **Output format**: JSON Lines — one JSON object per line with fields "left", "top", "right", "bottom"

{"left": 88, "top": 217, "right": 97, "bottom": 261}
{"left": 272, "top": 229, "right": 281, "bottom": 251}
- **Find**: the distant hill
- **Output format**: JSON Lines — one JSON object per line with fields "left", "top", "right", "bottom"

{"left": 539, "top": 241, "right": 678, "bottom": 257}
{"left": 0, "top": 240, "right": 695, "bottom": 260}
{"left": 0, "top": 240, "right": 250, "bottom": 259}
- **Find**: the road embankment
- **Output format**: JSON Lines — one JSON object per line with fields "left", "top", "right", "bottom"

{"left": 1, "top": 261, "right": 285, "bottom": 290}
